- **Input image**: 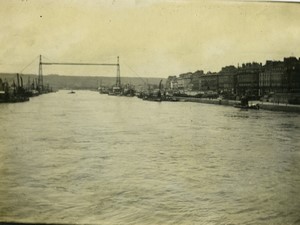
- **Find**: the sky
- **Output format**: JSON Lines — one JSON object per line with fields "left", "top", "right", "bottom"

{"left": 0, "top": 0, "right": 300, "bottom": 78}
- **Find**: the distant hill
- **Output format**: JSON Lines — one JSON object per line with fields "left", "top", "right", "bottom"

{"left": 0, "top": 73, "right": 165, "bottom": 90}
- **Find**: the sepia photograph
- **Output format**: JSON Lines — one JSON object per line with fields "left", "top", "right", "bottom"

{"left": 0, "top": 0, "right": 300, "bottom": 224}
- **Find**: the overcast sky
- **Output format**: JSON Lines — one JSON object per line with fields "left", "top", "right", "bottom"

{"left": 0, "top": 0, "right": 299, "bottom": 77}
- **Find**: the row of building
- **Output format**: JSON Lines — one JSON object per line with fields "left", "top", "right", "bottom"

{"left": 165, "top": 57, "right": 300, "bottom": 102}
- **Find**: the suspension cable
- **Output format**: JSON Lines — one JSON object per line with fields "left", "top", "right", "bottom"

{"left": 19, "top": 55, "right": 40, "bottom": 74}
{"left": 123, "top": 61, "right": 147, "bottom": 84}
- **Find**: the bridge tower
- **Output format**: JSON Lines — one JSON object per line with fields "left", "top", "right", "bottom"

{"left": 38, "top": 55, "right": 43, "bottom": 91}
{"left": 116, "top": 56, "right": 121, "bottom": 88}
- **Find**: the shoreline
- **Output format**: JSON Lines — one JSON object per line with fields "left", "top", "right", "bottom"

{"left": 174, "top": 97, "right": 300, "bottom": 113}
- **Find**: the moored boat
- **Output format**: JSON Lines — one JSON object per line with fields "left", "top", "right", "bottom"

{"left": 234, "top": 103, "right": 260, "bottom": 110}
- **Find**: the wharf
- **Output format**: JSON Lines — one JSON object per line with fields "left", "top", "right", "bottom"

{"left": 175, "top": 97, "right": 239, "bottom": 106}
{"left": 258, "top": 102, "right": 300, "bottom": 113}
{"left": 174, "top": 97, "right": 300, "bottom": 113}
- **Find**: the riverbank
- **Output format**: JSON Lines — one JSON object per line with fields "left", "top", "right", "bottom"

{"left": 175, "top": 97, "right": 238, "bottom": 106}
{"left": 258, "top": 102, "right": 300, "bottom": 113}
{"left": 175, "top": 97, "right": 300, "bottom": 113}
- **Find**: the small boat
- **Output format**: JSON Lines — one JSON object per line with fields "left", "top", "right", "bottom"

{"left": 164, "top": 96, "right": 179, "bottom": 102}
{"left": 234, "top": 96, "right": 260, "bottom": 110}
{"left": 234, "top": 103, "right": 260, "bottom": 110}
{"left": 142, "top": 95, "right": 161, "bottom": 101}
{"left": 68, "top": 90, "right": 75, "bottom": 94}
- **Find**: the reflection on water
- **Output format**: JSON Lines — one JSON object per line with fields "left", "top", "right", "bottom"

{"left": 0, "top": 90, "right": 300, "bottom": 224}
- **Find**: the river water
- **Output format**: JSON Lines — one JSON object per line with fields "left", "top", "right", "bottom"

{"left": 0, "top": 90, "right": 299, "bottom": 225}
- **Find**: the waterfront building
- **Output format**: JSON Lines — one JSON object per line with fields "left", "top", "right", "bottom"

{"left": 236, "top": 62, "right": 262, "bottom": 98}
{"left": 284, "top": 57, "right": 300, "bottom": 93}
{"left": 259, "top": 60, "right": 285, "bottom": 96}
{"left": 178, "top": 72, "right": 193, "bottom": 91}
{"left": 260, "top": 57, "right": 300, "bottom": 94}
{"left": 259, "top": 57, "right": 300, "bottom": 103}
{"left": 199, "top": 72, "right": 218, "bottom": 92}
{"left": 165, "top": 73, "right": 193, "bottom": 92}
{"left": 171, "top": 80, "right": 178, "bottom": 90}
{"left": 218, "top": 65, "right": 238, "bottom": 95}
{"left": 176, "top": 77, "right": 184, "bottom": 90}
{"left": 168, "top": 56, "right": 300, "bottom": 103}
{"left": 165, "top": 76, "right": 177, "bottom": 90}
{"left": 191, "top": 70, "right": 204, "bottom": 91}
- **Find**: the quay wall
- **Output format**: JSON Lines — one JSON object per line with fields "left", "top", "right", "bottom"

{"left": 175, "top": 97, "right": 300, "bottom": 113}
{"left": 176, "top": 97, "right": 239, "bottom": 106}
{"left": 258, "top": 103, "right": 300, "bottom": 113}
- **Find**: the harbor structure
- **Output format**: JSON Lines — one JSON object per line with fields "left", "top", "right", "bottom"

{"left": 0, "top": 74, "right": 29, "bottom": 103}
{"left": 166, "top": 56, "right": 300, "bottom": 104}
